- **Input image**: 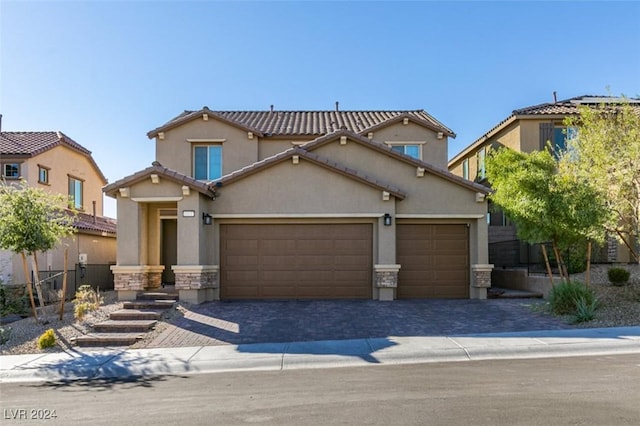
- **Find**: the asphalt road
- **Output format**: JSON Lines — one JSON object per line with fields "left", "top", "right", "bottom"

{"left": 2, "top": 354, "right": 639, "bottom": 425}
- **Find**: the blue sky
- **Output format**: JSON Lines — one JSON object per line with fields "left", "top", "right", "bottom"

{"left": 1, "top": 1, "right": 639, "bottom": 218}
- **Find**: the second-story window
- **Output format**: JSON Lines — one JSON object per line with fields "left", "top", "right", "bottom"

{"left": 2, "top": 163, "right": 20, "bottom": 179}
{"left": 462, "top": 159, "right": 469, "bottom": 180}
{"left": 477, "top": 146, "right": 486, "bottom": 181}
{"left": 194, "top": 145, "right": 222, "bottom": 180}
{"left": 68, "top": 176, "right": 83, "bottom": 210}
{"left": 388, "top": 143, "right": 422, "bottom": 160}
{"left": 38, "top": 165, "right": 50, "bottom": 185}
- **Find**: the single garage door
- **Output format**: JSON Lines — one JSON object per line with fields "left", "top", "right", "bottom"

{"left": 396, "top": 224, "right": 469, "bottom": 299}
{"left": 220, "top": 224, "right": 372, "bottom": 299}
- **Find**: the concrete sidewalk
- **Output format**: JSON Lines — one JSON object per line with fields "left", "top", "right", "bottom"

{"left": 2, "top": 326, "right": 639, "bottom": 383}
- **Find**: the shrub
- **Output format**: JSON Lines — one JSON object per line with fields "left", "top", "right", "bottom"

{"left": 572, "top": 296, "right": 597, "bottom": 323}
{"left": 37, "top": 328, "right": 56, "bottom": 349}
{"left": 0, "top": 326, "right": 11, "bottom": 344}
{"left": 608, "top": 267, "right": 630, "bottom": 286}
{"left": 549, "top": 281, "right": 596, "bottom": 315}
{"left": 73, "top": 285, "right": 103, "bottom": 321}
{"left": 0, "top": 285, "right": 27, "bottom": 316}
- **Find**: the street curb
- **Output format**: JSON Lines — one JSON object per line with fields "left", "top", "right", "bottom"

{"left": 1, "top": 327, "right": 639, "bottom": 383}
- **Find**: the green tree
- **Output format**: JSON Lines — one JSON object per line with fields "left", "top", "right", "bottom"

{"left": 0, "top": 180, "right": 76, "bottom": 321}
{"left": 486, "top": 147, "right": 608, "bottom": 284}
{"left": 562, "top": 99, "right": 640, "bottom": 262}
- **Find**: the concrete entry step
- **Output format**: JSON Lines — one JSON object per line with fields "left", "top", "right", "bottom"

{"left": 109, "top": 309, "right": 162, "bottom": 321}
{"left": 93, "top": 319, "right": 157, "bottom": 333}
{"left": 136, "top": 292, "right": 179, "bottom": 301}
{"left": 73, "top": 333, "right": 145, "bottom": 347}
{"left": 123, "top": 300, "right": 176, "bottom": 310}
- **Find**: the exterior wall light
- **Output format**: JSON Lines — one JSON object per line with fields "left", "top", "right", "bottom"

{"left": 383, "top": 213, "right": 392, "bottom": 226}
{"left": 202, "top": 213, "right": 213, "bottom": 225}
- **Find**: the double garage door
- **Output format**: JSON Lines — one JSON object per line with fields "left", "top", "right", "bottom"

{"left": 219, "top": 223, "right": 469, "bottom": 300}
{"left": 220, "top": 224, "right": 373, "bottom": 299}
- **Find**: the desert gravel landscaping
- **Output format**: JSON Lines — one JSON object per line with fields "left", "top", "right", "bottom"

{"left": 1, "top": 265, "right": 638, "bottom": 356}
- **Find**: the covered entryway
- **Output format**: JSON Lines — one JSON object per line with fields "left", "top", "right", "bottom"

{"left": 220, "top": 223, "right": 373, "bottom": 299}
{"left": 396, "top": 224, "right": 469, "bottom": 299}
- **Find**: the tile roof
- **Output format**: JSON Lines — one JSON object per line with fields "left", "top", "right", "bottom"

{"left": 448, "top": 95, "right": 640, "bottom": 166}
{"left": 73, "top": 211, "right": 117, "bottom": 235}
{"left": 148, "top": 107, "right": 455, "bottom": 139}
{"left": 0, "top": 131, "right": 107, "bottom": 184}
{"left": 514, "top": 95, "right": 640, "bottom": 116}
{"left": 0, "top": 131, "right": 91, "bottom": 156}
{"left": 103, "top": 161, "right": 215, "bottom": 198}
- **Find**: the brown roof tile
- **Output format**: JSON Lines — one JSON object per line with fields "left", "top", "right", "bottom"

{"left": 73, "top": 211, "right": 117, "bottom": 235}
{"left": 148, "top": 108, "right": 454, "bottom": 139}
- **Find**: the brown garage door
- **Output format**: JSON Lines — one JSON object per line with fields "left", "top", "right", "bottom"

{"left": 397, "top": 224, "right": 469, "bottom": 299}
{"left": 220, "top": 224, "right": 372, "bottom": 299}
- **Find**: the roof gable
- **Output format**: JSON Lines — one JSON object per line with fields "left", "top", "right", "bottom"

{"left": 302, "top": 129, "right": 489, "bottom": 194}
{"left": 0, "top": 131, "right": 107, "bottom": 184}
{"left": 215, "top": 146, "right": 406, "bottom": 200}
{"left": 103, "top": 162, "right": 215, "bottom": 198}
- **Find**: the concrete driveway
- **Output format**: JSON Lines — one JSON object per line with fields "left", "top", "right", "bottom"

{"left": 146, "top": 298, "right": 572, "bottom": 348}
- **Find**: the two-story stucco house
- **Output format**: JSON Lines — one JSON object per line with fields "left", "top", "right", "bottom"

{"left": 0, "top": 130, "right": 116, "bottom": 293}
{"left": 105, "top": 106, "right": 492, "bottom": 304}
{"left": 448, "top": 95, "right": 639, "bottom": 267}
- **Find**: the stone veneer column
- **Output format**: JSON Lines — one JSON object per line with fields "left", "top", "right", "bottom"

{"left": 171, "top": 265, "right": 219, "bottom": 304}
{"left": 110, "top": 265, "right": 165, "bottom": 301}
{"left": 471, "top": 264, "right": 494, "bottom": 299}
{"left": 374, "top": 264, "right": 401, "bottom": 301}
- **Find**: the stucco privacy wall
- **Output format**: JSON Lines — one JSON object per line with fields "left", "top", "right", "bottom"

{"left": 155, "top": 118, "right": 259, "bottom": 177}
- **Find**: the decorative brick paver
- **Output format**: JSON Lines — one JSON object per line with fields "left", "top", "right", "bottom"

{"left": 146, "top": 299, "right": 571, "bottom": 348}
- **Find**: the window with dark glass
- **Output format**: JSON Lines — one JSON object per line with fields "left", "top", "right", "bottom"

{"left": 2, "top": 163, "right": 20, "bottom": 178}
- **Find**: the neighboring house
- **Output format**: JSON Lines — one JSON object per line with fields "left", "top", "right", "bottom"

{"left": 448, "top": 95, "right": 640, "bottom": 267}
{"left": 0, "top": 130, "right": 116, "bottom": 294}
{"left": 105, "top": 106, "right": 493, "bottom": 304}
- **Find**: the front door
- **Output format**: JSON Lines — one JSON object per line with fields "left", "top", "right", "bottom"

{"left": 161, "top": 219, "right": 177, "bottom": 285}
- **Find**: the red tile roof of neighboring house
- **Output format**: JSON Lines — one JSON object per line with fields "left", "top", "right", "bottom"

{"left": 147, "top": 107, "right": 455, "bottom": 139}
{"left": 73, "top": 211, "right": 117, "bottom": 235}
{"left": 0, "top": 131, "right": 107, "bottom": 184}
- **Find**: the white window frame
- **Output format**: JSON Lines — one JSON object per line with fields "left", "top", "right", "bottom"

{"left": 68, "top": 175, "right": 84, "bottom": 210}
{"left": 193, "top": 144, "right": 223, "bottom": 181}
{"left": 2, "top": 163, "right": 20, "bottom": 179}
{"left": 385, "top": 141, "right": 425, "bottom": 160}
{"left": 462, "top": 158, "right": 469, "bottom": 180}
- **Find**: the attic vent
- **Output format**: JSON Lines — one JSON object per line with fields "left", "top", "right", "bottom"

{"left": 159, "top": 209, "right": 178, "bottom": 218}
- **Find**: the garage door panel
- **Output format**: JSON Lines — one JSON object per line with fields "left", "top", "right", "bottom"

{"left": 221, "top": 224, "right": 372, "bottom": 299}
{"left": 261, "top": 239, "right": 297, "bottom": 251}
{"left": 397, "top": 224, "right": 469, "bottom": 299}
{"left": 225, "top": 255, "right": 259, "bottom": 266}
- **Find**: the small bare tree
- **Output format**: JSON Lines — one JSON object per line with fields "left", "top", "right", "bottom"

{"left": 0, "top": 180, "right": 76, "bottom": 322}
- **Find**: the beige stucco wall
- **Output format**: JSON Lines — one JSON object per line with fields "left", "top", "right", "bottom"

{"left": 15, "top": 145, "right": 106, "bottom": 215}
{"left": 8, "top": 233, "right": 116, "bottom": 285}
{"left": 214, "top": 160, "right": 394, "bottom": 215}
{"left": 155, "top": 118, "right": 259, "bottom": 177}
{"left": 372, "top": 122, "right": 448, "bottom": 169}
